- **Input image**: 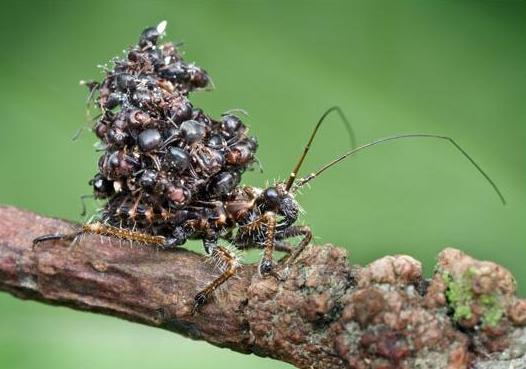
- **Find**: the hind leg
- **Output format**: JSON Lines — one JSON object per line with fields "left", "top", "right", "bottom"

{"left": 33, "top": 231, "right": 83, "bottom": 247}
{"left": 193, "top": 237, "right": 239, "bottom": 313}
{"left": 33, "top": 222, "right": 172, "bottom": 248}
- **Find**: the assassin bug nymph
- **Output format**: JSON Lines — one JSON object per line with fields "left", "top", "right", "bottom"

{"left": 33, "top": 22, "right": 505, "bottom": 313}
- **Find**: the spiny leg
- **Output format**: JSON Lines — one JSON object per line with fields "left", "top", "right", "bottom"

{"left": 33, "top": 222, "right": 167, "bottom": 248}
{"left": 276, "top": 225, "right": 312, "bottom": 266}
{"left": 236, "top": 211, "right": 281, "bottom": 278}
{"left": 259, "top": 212, "right": 277, "bottom": 276}
{"left": 193, "top": 245, "right": 239, "bottom": 313}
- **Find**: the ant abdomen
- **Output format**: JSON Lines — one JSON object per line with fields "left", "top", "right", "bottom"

{"left": 206, "top": 171, "right": 241, "bottom": 197}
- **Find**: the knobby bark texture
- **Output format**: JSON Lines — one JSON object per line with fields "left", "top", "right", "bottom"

{"left": 0, "top": 205, "right": 525, "bottom": 369}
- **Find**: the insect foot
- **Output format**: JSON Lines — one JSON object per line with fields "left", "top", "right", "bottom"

{"left": 259, "top": 259, "right": 286, "bottom": 282}
{"left": 259, "top": 259, "right": 273, "bottom": 275}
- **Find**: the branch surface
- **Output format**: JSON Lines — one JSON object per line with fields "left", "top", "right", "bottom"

{"left": 0, "top": 205, "right": 525, "bottom": 369}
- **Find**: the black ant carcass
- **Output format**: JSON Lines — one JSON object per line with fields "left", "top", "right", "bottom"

{"left": 34, "top": 22, "right": 505, "bottom": 312}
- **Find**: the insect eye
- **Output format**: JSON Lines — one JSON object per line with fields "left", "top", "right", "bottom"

{"left": 263, "top": 187, "right": 280, "bottom": 206}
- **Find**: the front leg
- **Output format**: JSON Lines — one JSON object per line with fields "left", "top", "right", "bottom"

{"left": 258, "top": 211, "right": 277, "bottom": 276}
{"left": 275, "top": 225, "right": 312, "bottom": 266}
{"left": 236, "top": 211, "right": 282, "bottom": 278}
{"left": 235, "top": 211, "right": 291, "bottom": 280}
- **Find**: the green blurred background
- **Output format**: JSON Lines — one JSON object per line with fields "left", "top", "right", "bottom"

{"left": 0, "top": 0, "right": 525, "bottom": 368}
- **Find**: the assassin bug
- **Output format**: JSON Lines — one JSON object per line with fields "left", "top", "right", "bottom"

{"left": 34, "top": 22, "right": 505, "bottom": 312}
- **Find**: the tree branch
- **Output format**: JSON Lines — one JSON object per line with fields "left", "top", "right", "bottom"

{"left": 0, "top": 205, "right": 525, "bottom": 369}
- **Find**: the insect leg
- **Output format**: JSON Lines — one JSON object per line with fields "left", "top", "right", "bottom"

{"left": 32, "top": 232, "right": 82, "bottom": 247}
{"left": 193, "top": 245, "right": 239, "bottom": 313}
{"left": 274, "top": 241, "right": 293, "bottom": 254}
{"left": 275, "top": 225, "right": 313, "bottom": 266}
{"left": 258, "top": 212, "right": 277, "bottom": 276}
{"left": 236, "top": 212, "right": 282, "bottom": 277}
{"left": 32, "top": 222, "right": 166, "bottom": 248}
{"left": 202, "top": 232, "right": 218, "bottom": 255}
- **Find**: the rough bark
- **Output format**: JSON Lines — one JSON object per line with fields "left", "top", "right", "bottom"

{"left": 0, "top": 205, "right": 525, "bottom": 369}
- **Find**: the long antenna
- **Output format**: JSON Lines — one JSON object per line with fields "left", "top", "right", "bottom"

{"left": 285, "top": 106, "right": 357, "bottom": 191}
{"left": 293, "top": 134, "right": 506, "bottom": 205}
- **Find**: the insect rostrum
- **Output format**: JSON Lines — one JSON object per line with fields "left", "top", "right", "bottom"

{"left": 35, "top": 21, "right": 505, "bottom": 313}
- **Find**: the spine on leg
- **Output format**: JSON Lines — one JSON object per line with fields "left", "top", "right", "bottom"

{"left": 83, "top": 222, "right": 166, "bottom": 246}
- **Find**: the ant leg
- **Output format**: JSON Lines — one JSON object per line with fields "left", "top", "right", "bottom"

{"left": 33, "top": 222, "right": 166, "bottom": 248}
{"left": 203, "top": 233, "right": 218, "bottom": 255}
{"left": 193, "top": 245, "right": 239, "bottom": 313}
{"left": 79, "top": 194, "right": 94, "bottom": 217}
{"left": 276, "top": 225, "right": 312, "bottom": 266}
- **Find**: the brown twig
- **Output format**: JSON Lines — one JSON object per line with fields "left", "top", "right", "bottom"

{"left": 0, "top": 205, "right": 525, "bottom": 369}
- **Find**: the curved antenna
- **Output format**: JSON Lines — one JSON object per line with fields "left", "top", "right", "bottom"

{"left": 222, "top": 108, "right": 250, "bottom": 117}
{"left": 80, "top": 194, "right": 95, "bottom": 217}
{"left": 285, "top": 106, "right": 357, "bottom": 191}
{"left": 293, "top": 134, "right": 506, "bottom": 205}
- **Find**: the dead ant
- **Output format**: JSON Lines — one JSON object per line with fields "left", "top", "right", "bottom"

{"left": 33, "top": 23, "right": 505, "bottom": 313}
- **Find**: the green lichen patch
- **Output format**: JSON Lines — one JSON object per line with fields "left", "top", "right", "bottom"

{"left": 443, "top": 271, "right": 474, "bottom": 321}
{"left": 480, "top": 294, "right": 505, "bottom": 327}
{"left": 442, "top": 269, "right": 505, "bottom": 328}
